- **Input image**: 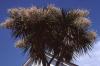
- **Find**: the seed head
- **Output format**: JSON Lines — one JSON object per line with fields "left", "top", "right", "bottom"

{"left": 0, "top": 18, "right": 13, "bottom": 29}
{"left": 15, "top": 39, "right": 27, "bottom": 48}
{"left": 67, "top": 9, "right": 89, "bottom": 17}
{"left": 73, "top": 17, "right": 91, "bottom": 28}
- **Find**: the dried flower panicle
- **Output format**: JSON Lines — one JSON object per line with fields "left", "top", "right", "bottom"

{"left": 73, "top": 17, "right": 91, "bottom": 28}
{"left": 67, "top": 9, "right": 89, "bottom": 18}
{"left": 47, "top": 5, "right": 61, "bottom": 15}
{"left": 0, "top": 18, "right": 13, "bottom": 29}
{"left": 86, "top": 31, "right": 96, "bottom": 41}
{"left": 15, "top": 39, "right": 28, "bottom": 48}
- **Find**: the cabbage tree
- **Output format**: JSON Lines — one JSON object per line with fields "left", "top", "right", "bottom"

{"left": 0, "top": 5, "right": 96, "bottom": 66}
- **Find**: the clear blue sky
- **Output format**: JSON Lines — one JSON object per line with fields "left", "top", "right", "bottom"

{"left": 0, "top": 0, "right": 100, "bottom": 66}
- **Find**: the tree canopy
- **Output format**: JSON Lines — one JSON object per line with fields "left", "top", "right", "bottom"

{"left": 0, "top": 5, "right": 96, "bottom": 66}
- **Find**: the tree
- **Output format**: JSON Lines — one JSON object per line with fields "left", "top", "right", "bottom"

{"left": 0, "top": 5, "right": 96, "bottom": 66}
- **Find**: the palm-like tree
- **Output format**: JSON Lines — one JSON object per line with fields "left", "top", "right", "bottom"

{"left": 1, "top": 5, "right": 96, "bottom": 66}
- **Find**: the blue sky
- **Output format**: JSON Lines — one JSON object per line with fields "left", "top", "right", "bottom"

{"left": 0, "top": 0, "right": 100, "bottom": 66}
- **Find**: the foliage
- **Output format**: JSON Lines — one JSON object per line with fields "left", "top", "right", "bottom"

{"left": 1, "top": 5, "right": 96, "bottom": 66}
